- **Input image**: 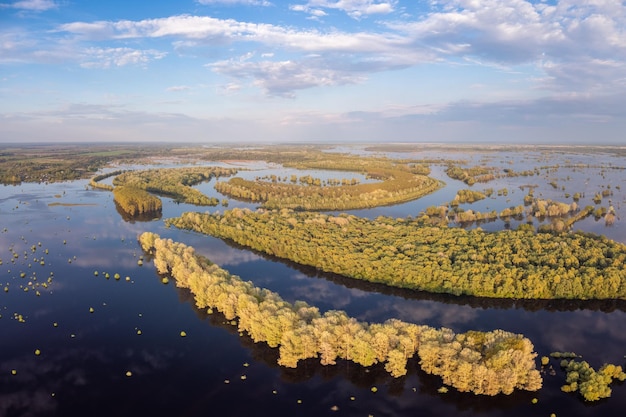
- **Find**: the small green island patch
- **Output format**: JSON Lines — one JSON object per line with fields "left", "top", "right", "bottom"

{"left": 113, "top": 185, "right": 163, "bottom": 217}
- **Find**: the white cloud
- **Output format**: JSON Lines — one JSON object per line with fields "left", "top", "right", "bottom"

{"left": 60, "top": 16, "right": 262, "bottom": 41}
{"left": 290, "top": 5, "right": 306, "bottom": 12}
{"left": 290, "top": 0, "right": 396, "bottom": 19}
{"left": 79, "top": 47, "right": 167, "bottom": 69}
{"left": 309, "top": 9, "right": 327, "bottom": 17}
{"left": 387, "top": 0, "right": 562, "bottom": 63}
{"left": 18, "top": 0, "right": 626, "bottom": 99}
{"left": 2, "top": 0, "right": 58, "bottom": 11}
{"left": 209, "top": 55, "right": 367, "bottom": 97}
{"left": 386, "top": 0, "right": 626, "bottom": 93}
{"left": 59, "top": 15, "right": 406, "bottom": 53}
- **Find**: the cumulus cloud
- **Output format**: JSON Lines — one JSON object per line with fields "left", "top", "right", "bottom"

{"left": 14, "top": 0, "right": 626, "bottom": 100}
{"left": 56, "top": 14, "right": 426, "bottom": 95}
{"left": 209, "top": 54, "right": 367, "bottom": 97}
{"left": 387, "top": 0, "right": 626, "bottom": 92}
{"left": 386, "top": 0, "right": 564, "bottom": 63}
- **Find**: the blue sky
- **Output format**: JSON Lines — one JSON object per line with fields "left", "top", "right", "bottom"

{"left": 1, "top": 0, "right": 625, "bottom": 144}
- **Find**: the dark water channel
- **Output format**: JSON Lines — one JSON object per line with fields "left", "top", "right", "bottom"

{"left": 1, "top": 148, "right": 625, "bottom": 417}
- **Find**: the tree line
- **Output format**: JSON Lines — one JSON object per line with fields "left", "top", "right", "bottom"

{"left": 0, "top": 144, "right": 176, "bottom": 184}
{"left": 138, "top": 232, "right": 542, "bottom": 396}
{"left": 166, "top": 208, "right": 626, "bottom": 300}
{"left": 89, "top": 170, "right": 126, "bottom": 191}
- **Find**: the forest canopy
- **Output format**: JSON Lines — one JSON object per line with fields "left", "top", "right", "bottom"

{"left": 167, "top": 209, "right": 626, "bottom": 300}
{"left": 139, "top": 232, "right": 542, "bottom": 396}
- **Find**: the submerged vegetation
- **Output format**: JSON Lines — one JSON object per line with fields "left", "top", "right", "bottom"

{"left": 139, "top": 232, "right": 542, "bottom": 395}
{"left": 167, "top": 208, "right": 626, "bottom": 300}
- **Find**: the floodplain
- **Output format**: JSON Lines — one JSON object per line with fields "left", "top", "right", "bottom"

{"left": 1, "top": 143, "right": 625, "bottom": 416}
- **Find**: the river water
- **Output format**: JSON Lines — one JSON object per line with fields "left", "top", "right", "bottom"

{"left": 0, "top": 147, "right": 625, "bottom": 417}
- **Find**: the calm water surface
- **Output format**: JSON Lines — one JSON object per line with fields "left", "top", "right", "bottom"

{"left": 1, "top": 149, "right": 625, "bottom": 417}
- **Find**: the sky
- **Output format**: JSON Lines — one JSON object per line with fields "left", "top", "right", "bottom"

{"left": 1, "top": 0, "right": 626, "bottom": 144}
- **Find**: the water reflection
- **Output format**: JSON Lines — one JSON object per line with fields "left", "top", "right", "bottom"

{"left": 113, "top": 202, "right": 162, "bottom": 223}
{"left": 2, "top": 150, "right": 626, "bottom": 417}
{"left": 166, "top": 284, "right": 626, "bottom": 417}
{"left": 167, "top": 286, "right": 540, "bottom": 415}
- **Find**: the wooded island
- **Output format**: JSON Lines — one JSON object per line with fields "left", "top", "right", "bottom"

{"left": 139, "top": 232, "right": 542, "bottom": 396}
{"left": 167, "top": 208, "right": 626, "bottom": 300}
